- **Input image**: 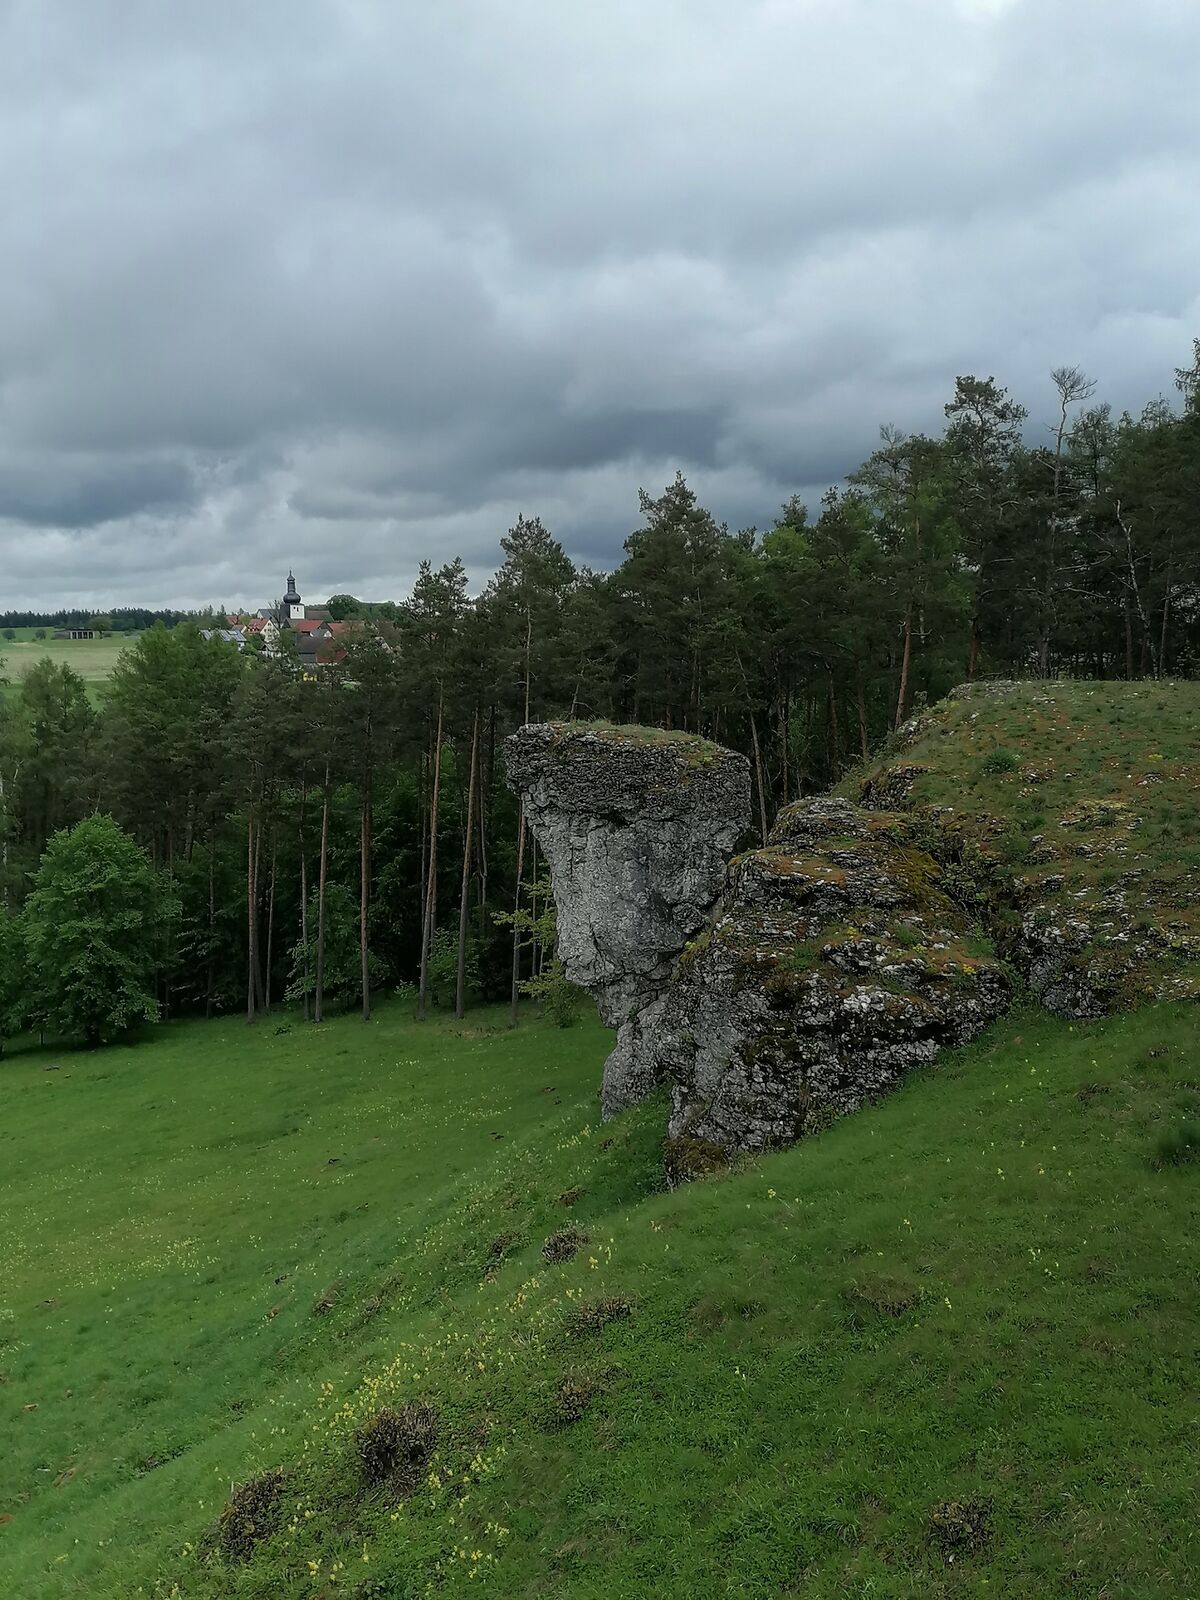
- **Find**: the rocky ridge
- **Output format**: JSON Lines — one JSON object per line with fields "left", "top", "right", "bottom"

{"left": 507, "top": 684, "right": 1199, "bottom": 1163}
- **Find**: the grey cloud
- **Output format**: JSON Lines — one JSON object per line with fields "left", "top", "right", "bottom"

{"left": 0, "top": 0, "right": 1198, "bottom": 608}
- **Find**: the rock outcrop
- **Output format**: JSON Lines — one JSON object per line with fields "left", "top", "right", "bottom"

{"left": 853, "top": 681, "right": 1200, "bottom": 1017}
{"left": 504, "top": 722, "right": 751, "bottom": 1115}
{"left": 656, "top": 798, "right": 1010, "bottom": 1156}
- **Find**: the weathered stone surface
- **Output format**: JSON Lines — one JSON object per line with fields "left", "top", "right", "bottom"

{"left": 504, "top": 722, "right": 751, "bottom": 1115}
{"left": 657, "top": 797, "right": 1010, "bottom": 1156}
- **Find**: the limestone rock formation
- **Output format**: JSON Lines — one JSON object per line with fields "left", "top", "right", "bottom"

{"left": 657, "top": 798, "right": 1010, "bottom": 1157}
{"left": 504, "top": 722, "right": 751, "bottom": 1116}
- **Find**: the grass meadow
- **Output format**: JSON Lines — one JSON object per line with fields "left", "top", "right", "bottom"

{"left": 1, "top": 996, "right": 1197, "bottom": 1597}
{"left": 0, "top": 634, "right": 131, "bottom": 702}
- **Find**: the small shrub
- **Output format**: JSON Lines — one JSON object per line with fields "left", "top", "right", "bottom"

{"left": 218, "top": 1470, "right": 285, "bottom": 1563}
{"left": 542, "top": 1225, "right": 589, "bottom": 1264}
{"left": 927, "top": 1496, "right": 991, "bottom": 1558}
{"left": 980, "top": 748, "right": 1019, "bottom": 776}
{"left": 526, "top": 957, "right": 584, "bottom": 1027}
{"left": 1151, "top": 1121, "right": 1200, "bottom": 1169}
{"left": 551, "top": 1377, "right": 593, "bottom": 1427}
{"left": 485, "top": 1231, "right": 520, "bottom": 1262}
{"left": 359, "top": 1401, "right": 439, "bottom": 1490}
{"left": 567, "top": 1295, "right": 634, "bottom": 1337}
{"left": 557, "top": 1186, "right": 585, "bottom": 1208}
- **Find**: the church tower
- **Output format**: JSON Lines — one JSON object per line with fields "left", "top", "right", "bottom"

{"left": 283, "top": 570, "right": 304, "bottom": 623}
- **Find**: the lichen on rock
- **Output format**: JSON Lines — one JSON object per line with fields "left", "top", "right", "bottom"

{"left": 504, "top": 721, "right": 751, "bottom": 1115}
{"left": 656, "top": 797, "right": 1010, "bottom": 1156}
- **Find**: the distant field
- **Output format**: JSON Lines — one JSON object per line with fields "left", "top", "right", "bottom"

{"left": 0, "top": 634, "right": 133, "bottom": 701}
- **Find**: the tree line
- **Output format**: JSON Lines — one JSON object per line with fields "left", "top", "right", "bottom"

{"left": 0, "top": 606, "right": 197, "bottom": 633}
{"left": 1, "top": 346, "right": 1198, "bottom": 1047}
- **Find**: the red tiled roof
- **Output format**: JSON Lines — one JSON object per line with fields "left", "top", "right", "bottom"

{"left": 290, "top": 619, "right": 326, "bottom": 635}
{"left": 243, "top": 617, "right": 269, "bottom": 633}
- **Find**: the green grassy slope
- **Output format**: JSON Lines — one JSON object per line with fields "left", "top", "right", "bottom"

{"left": 2, "top": 998, "right": 1197, "bottom": 1598}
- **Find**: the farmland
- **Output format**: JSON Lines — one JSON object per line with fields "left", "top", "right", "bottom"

{"left": 0, "top": 634, "right": 132, "bottom": 702}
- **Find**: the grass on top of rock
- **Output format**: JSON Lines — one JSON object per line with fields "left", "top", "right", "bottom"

{"left": 845, "top": 679, "right": 1200, "bottom": 1001}
{"left": 544, "top": 719, "right": 727, "bottom": 764}
{"left": 1, "top": 995, "right": 1198, "bottom": 1597}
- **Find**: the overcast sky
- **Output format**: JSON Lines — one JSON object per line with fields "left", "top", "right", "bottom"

{"left": 2, "top": 0, "right": 1197, "bottom": 611}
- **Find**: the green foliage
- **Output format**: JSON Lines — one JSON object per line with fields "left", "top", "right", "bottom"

{"left": 21, "top": 814, "right": 177, "bottom": 1046}
{"left": 424, "top": 925, "right": 481, "bottom": 1010}
{"left": 285, "top": 883, "right": 383, "bottom": 1012}
{"left": 0, "top": 905, "right": 29, "bottom": 1050}
{"left": 980, "top": 747, "right": 1019, "bottom": 775}
{"left": 521, "top": 955, "right": 583, "bottom": 1026}
{"left": 493, "top": 871, "right": 584, "bottom": 1023}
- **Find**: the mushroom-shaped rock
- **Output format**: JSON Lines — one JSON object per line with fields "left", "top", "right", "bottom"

{"left": 657, "top": 797, "right": 1010, "bottom": 1158}
{"left": 504, "top": 722, "right": 752, "bottom": 1116}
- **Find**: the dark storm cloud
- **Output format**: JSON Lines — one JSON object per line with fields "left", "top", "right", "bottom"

{"left": 1, "top": 0, "right": 1197, "bottom": 608}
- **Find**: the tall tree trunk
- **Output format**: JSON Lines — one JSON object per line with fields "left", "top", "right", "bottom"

{"left": 509, "top": 807, "right": 527, "bottom": 1027}
{"left": 360, "top": 784, "right": 371, "bottom": 1022}
{"left": 530, "top": 835, "right": 540, "bottom": 979}
{"left": 748, "top": 710, "right": 769, "bottom": 841}
{"left": 298, "top": 784, "right": 310, "bottom": 1023}
{"left": 855, "top": 664, "right": 869, "bottom": 760}
{"left": 417, "top": 693, "right": 445, "bottom": 1020}
{"left": 205, "top": 826, "right": 216, "bottom": 1019}
{"left": 246, "top": 810, "right": 257, "bottom": 1024}
{"left": 315, "top": 766, "right": 330, "bottom": 1024}
{"left": 508, "top": 617, "right": 534, "bottom": 1023}
{"left": 251, "top": 808, "right": 266, "bottom": 1013}
{"left": 475, "top": 728, "right": 489, "bottom": 936}
{"left": 779, "top": 688, "right": 790, "bottom": 807}
{"left": 1159, "top": 547, "right": 1173, "bottom": 677}
{"left": 264, "top": 833, "right": 277, "bottom": 1013}
{"left": 455, "top": 708, "right": 480, "bottom": 1020}
{"left": 825, "top": 670, "right": 844, "bottom": 776}
{"left": 894, "top": 603, "right": 913, "bottom": 730}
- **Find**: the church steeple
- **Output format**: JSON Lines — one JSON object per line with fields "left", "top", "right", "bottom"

{"left": 284, "top": 570, "right": 301, "bottom": 605}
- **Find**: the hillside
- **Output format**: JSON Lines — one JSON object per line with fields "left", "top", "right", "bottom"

{"left": 845, "top": 680, "right": 1200, "bottom": 1012}
{"left": 3, "top": 679, "right": 1199, "bottom": 1599}
{"left": 2, "top": 996, "right": 1197, "bottom": 1599}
